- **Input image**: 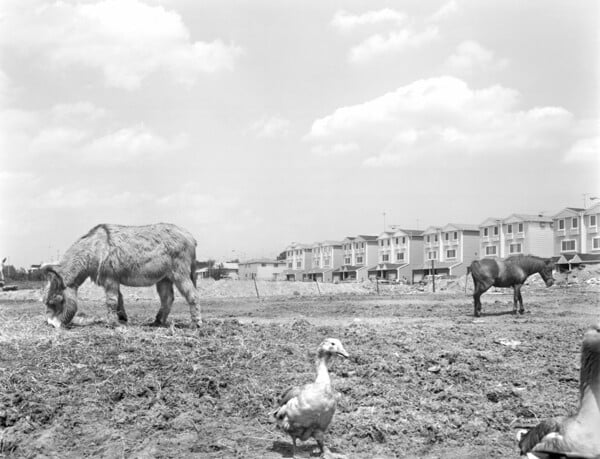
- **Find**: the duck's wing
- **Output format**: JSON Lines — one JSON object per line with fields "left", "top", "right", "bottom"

{"left": 277, "top": 386, "right": 302, "bottom": 407}
{"left": 519, "top": 418, "right": 565, "bottom": 454}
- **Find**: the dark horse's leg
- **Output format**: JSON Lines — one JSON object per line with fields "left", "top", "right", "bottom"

{"left": 473, "top": 281, "right": 491, "bottom": 317}
{"left": 514, "top": 284, "right": 524, "bottom": 314}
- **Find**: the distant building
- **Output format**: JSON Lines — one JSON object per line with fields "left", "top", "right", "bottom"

{"left": 332, "top": 235, "right": 378, "bottom": 282}
{"left": 283, "top": 242, "right": 313, "bottom": 281}
{"left": 305, "top": 241, "right": 344, "bottom": 282}
{"left": 369, "top": 228, "right": 424, "bottom": 283}
{"left": 414, "top": 224, "right": 479, "bottom": 281}
{"left": 553, "top": 203, "right": 600, "bottom": 270}
{"left": 479, "top": 214, "right": 554, "bottom": 258}
{"left": 238, "top": 259, "right": 286, "bottom": 281}
{"left": 196, "top": 262, "right": 239, "bottom": 280}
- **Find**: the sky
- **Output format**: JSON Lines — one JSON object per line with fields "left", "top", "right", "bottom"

{"left": 0, "top": 0, "right": 599, "bottom": 267}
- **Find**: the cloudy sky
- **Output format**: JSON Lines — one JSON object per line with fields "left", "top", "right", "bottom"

{"left": 0, "top": 0, "right": 598, "bottom": 267}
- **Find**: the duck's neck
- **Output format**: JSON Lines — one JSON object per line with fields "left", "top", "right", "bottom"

{"left": 314, "top": 354, "right": 331, "bottom": 385}
{"left": 578, "top": 343, "right": 600, "bottom": 417}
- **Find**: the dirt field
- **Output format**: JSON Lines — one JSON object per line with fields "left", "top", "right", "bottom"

{"left": 0, "top": 281, "right": 599, "bottom": 458}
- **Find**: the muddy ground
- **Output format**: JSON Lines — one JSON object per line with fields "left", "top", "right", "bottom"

{"left": 0, "top": 283, "right": 598, "bottom": 458}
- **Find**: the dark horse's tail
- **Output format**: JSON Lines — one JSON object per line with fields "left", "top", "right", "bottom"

{"left": 470, "top": 260, "right": 482, "bottom": 282}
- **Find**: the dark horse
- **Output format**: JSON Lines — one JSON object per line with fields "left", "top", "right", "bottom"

{"left": 470, "top": 255, "right": 555, "bottom": 317}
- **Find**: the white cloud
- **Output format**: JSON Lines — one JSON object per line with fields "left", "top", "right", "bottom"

{"left": 306, "top": 76, "right": 577, "bottom": 167}
{"left": 429, "top": 1, "right": 458, "bottom": 22}
{"left": 81, "top": 124, "right": 187, "bottom": 163}
{"left": 564, "top": 136, "right": 600, "bottom": 163}
{"left": 349, "top": 26, "right": 439, "bottom": 63}
{"left": 0, "top": 0, "right": 242, "bottom": 89}
{"left": 311, "top": 142, "right": 359, "bottom": 157}
{"left": 331, "top": 8, "right": 439, "bottom": 63}
{"left": 445, "top": 40, "right": 508, "bottom": 75}
{"left": 30, "top": 187, "right": 149, "bottom": 210}
{"left": 0, "top": 103, "right": 186, "bottom": 168}
{"left": 331, "top": 9, "right": 406, "bottom": 30}
{"left": 247, "top": 116, "right": 291, "bottom": 139}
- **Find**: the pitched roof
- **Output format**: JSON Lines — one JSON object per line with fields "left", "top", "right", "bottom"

{"left": 442, "top": 223, "right": 480, "bottom": 232}
{"left": 552, "top": 207, "right": 585, "bottom": 219}
{"left": 503, "top": 213, "right": 553, "bottom": 223}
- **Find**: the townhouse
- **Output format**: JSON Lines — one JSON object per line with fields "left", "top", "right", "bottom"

{"left": 369, "top": 228, "right": 424, "bottom": 282}
{"left": 305, "top": 240, "right": 344, "bottom": 282}
{"left": 332, "top": 235, "right": 378, "bottom": 282}
{"left": 282, "top": 242, "right": 313, "bottom": 281}
{"left": 553, "top": 203, "right": 600, "bottom": 269}
{"left": 415, "top": 224, "right": 479, "bottom": 281}
{"left": 479, "top": 214, "right": 554, "bottom": 258}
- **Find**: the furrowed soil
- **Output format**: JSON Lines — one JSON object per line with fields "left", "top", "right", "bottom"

{"left": 0, "top": 280, "right": 599, "bottom": 458}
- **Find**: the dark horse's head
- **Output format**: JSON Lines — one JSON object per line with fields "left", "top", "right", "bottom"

{"left": 538, "top": 258, "right": 555, "bottom": 287}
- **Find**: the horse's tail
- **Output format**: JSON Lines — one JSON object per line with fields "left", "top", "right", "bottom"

{"left": 191, "top": 259, "right": 197, "bottom": 288}
{"left": 470, "top": 259, "right": 482, "bottom": 282}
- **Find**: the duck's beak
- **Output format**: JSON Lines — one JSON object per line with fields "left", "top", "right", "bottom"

{"left": 336, "top": 346, "right": 349, "bottom": 359}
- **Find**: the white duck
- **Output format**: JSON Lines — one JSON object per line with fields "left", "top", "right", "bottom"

{"left": 272, "top": 338, "right": 349, "bottom": 458}
{"left": 518, "top": 323, "right": 600, "bottom": 458}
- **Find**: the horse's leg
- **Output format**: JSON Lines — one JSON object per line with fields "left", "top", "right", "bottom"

{"left": 104, "top": 279, "right": 123, "bottom": 326}
{"left": 512, "top": 285, "right": 523, "bottom": 314}
{"left": 116, "top": 288, "right": 128, "bottom": 323}
{"left": 516, "top": 284, "right": 524, "bottom": 314}
{"left": 173, "top": 274, "right": 202, "bottom": 327}
{"left": 473, "top": 282, "right": 490, "bottom": 317}
{"left": 154, "top": 278, "right": 174, "bottom": 326}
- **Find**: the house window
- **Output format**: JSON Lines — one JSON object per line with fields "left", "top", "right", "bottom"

{"left": 591, "top": 215, "right": 597, "bottom": 227}
{"left": 296, "top": 262, "right": 302, "bottom": 268}
{"left": 509, "top": 243, "right": 522, "bottom": 254}
{"left": 453, "top": 231, "right": 458, "bottom": 240}
{"left": 493, "top": 226, "right": 499, "bottom": 236}
{"left": 288, "top": 263, "right": 293, "bottom": 268}
{"left": 356, "top": 256, "right": 363, "bottom": 264}
{"left": 483, "top": 228, "right": 489, "bottom": 237}
{"left": 572, "top": 218, "right": 578, "bottom": 229}
{"left": 428, "top": 251, "right": 438, "bottom": 260}
{"left": 382, "top": 254, "right": 389, "bottom": 262}
{"left": 507, "top": 224, "right": 513, "bottom": 234}
{"left": 344, "top": 257, "right": 351, "bottom": 264}
{"left": 593, "top": 238, "right": 600, "bottom": 250}
{"left": 402, "top": 237, "right": 406, "bottom": 244}
{"left": 518, "top": 223, "right": 524, "bottom": 233}
{"left": 396, "top": 252, "right": 405, "bottom": 261}
{"left": 561, "top": 240, "right": 576, "bottom": 252}
{"left": 558, "top": 219, "right": 565, "bottom": 230}
{"left": 427, "top": 235, "right": 431, "bottom": 243}
{"left": 446, "top": 249, "right": 456, "bottom": 259}
{"left": 485, "top": 246, "right": 497, "bottom": 256}
{"left": 445, "top": 233, "right": 449, "bottom": 241}
{"left": 379, "top": 240, "right": 383, "bottom": 246}
{"left": 435, "top": 235, "right": 438, "bottom": 242}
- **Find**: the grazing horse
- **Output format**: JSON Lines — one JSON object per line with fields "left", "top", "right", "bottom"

{"left": 470, "top": 255, "right": 554, "bottom": 317}
{"left": 42, "top": 223, "right": 201, "bottom": 328}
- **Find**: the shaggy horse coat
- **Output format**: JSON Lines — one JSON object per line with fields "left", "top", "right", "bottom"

{"left": 43, "top": 223, "right": 201, "bottom": 327}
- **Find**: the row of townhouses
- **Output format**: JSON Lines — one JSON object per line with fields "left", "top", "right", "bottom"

{"left": 279, "top": 203, "right": 600, "bottom": 283}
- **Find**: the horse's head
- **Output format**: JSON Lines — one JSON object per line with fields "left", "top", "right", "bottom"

{"left": 539, "top": 258, "right": 555, "bottom": 287}
{"left": 41, "top": 264, "right": 78, "bottom": 327}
